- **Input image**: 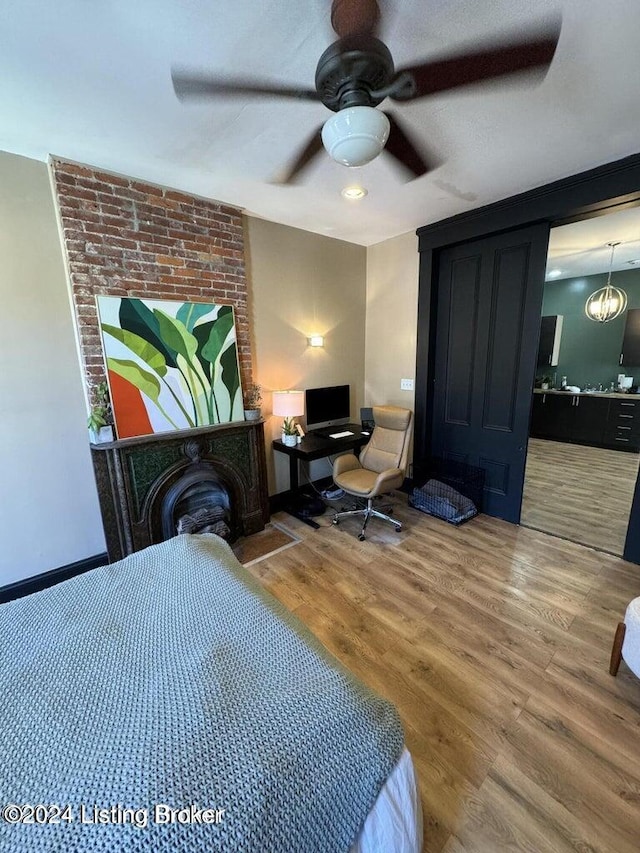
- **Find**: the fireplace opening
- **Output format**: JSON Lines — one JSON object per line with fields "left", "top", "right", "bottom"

{"left": 175, "top": 481, "right": 231, "bottom": 539}
{"left": 161, "top": 463, "right": 234, "bottom": 541}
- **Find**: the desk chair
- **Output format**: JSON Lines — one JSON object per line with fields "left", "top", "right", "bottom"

{"left": 331, "top": 405, "right": 413, "bottom": 540}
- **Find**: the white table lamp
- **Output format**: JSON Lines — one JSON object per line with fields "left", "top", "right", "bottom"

{"left": 273, "top": 390, "right": 304, "bottom": 445}
{"left": 272, "top": 390, "right": 304, "bottom": 418}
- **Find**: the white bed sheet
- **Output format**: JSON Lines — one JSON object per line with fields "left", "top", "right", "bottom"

{"left": 350, "top": 748, "right": 423, "bottom": 853}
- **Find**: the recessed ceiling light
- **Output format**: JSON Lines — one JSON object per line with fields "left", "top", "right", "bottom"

{"left": 547, "top": 269, "right": 562, "bottom": 279}
{"left": 341, "top": 185, "right": 368, "bottom": 200}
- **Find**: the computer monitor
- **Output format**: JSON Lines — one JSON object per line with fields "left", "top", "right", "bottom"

{"left": 305, "top": 384, "right": 350, "bottom": 430}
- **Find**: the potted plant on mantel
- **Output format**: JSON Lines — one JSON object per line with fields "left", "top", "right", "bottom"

{"left": 281, "top": 417, "right": 298, "bottom": 447}
{"left": 88, "top": 381, "right": 114, "bottom": 443}
{"left": 243, "top": 383, "right": 262, "bottom": 422}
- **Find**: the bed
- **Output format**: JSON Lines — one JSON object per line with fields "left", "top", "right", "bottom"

{"left": 0, "top": 533, "right": 422, "bottom": 852}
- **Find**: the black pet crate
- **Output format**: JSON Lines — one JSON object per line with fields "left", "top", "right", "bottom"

{"left": 409, "top": 458, "right": 485, "bottom": 525}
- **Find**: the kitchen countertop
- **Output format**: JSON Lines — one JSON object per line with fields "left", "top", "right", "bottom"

{"left": 533, "top": 389, "right": 639, "bottom": 400}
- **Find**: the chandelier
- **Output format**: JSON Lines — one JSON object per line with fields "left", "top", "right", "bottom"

{"left": 585, "top": 241, "right": 628, "bottom": 323}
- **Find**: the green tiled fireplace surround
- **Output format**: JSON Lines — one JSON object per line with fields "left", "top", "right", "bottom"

{"left": 91, "top": 421, "right": 269, "bottom": 562}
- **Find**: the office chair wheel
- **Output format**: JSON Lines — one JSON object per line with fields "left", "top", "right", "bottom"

{"left": 332, "top": 517, "right": 339, "bottom": 525}
{"left": 358, "top": 533, "right": 366, "bottom": 541}
{"left": 395, "top": 525, "right": 402, "bottom": 533}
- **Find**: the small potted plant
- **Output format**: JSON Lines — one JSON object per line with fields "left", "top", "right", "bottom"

{"left": 540, "top": 375, "right": 552, "bottom": 390}
{"left": 243, "top": 383, "right": 262, "bottom": 422}
{"left": 88, "top": 380, "right": 114, "bottom": 443}
{"left": 281, "top": 417, "right": 298, "bottom": 446}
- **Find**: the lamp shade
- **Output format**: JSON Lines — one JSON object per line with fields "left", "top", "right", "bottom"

{"left": 272, "top": 390, "right": 305, "bottom": 418}
{"left": 321, "top": 106, "right": 390, "bottom": 167}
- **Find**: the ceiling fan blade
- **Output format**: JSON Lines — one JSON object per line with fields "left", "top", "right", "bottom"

{"left": 172, "top": 70, "right": 319, "bottom": 102}
{"left": 391, "top": 25, "right": 560, "bottom": 101}
{"left": 273, "top": 126, "right": 325, "bottom": 184}
{"left": 331, "top": 0, "right": 380, "bottom": 37}
{"left": 383, "top": 111, "right": 436, "bottom": 179}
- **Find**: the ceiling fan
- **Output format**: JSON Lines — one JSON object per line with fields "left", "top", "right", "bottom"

{"left": 172, "top": 0, "right": 560, "bottom": 183}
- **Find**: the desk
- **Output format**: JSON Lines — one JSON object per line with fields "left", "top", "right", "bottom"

{"left": 272, "top": 425, "right": 369, "bottom": 526}
{"left": 273, "top": 424, "right": 370, "bottom": 490}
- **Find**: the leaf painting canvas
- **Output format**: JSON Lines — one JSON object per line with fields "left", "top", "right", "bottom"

{"left": 96, "top": 296, "right": 244, "bottom": 439}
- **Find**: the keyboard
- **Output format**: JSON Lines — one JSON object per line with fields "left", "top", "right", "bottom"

{"left": 311, "top": 423, "right": 360, "bottom": 438}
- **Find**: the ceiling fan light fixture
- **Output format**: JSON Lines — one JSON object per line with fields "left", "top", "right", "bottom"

{"left": 321, "top": 106, "right": 390, "bottom": 167}
{"left": 585, "top": 241, "right": 628, "bottom": 323}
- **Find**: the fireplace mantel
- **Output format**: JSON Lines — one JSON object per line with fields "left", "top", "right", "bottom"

{"left": 91, "top": 420, "right": 269, "bottom": 562}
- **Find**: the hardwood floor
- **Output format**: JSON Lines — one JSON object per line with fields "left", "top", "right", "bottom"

{"left": 245, "top": 497, "right": 640, "bottom": 853}
{"left": 521, "top": 438, "right": 640, "bottom": 556}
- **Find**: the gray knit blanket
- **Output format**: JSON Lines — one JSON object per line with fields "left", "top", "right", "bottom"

{"left": 0, "top": 534, "right": 404, "bottom": 852}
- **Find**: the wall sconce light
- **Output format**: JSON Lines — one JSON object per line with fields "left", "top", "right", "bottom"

{"left": 308, "top": 335, "right": 324, "bottom": 347}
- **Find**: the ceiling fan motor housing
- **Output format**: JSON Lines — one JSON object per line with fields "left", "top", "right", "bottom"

{"left": 315, "top": 36, "right": 395, "bottom": 111}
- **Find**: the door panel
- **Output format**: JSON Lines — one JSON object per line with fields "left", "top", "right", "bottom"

{"left": 479, "top": 457, "right": 510, "bottom": 499}
{"left": 432, "top": 224, "right": 550, "bottom": 522}
{"left": 483, "top": 245, "right": 529, "bottom": 432}
{"left": 445, "top": 256, "right": 481, "bottom": 425}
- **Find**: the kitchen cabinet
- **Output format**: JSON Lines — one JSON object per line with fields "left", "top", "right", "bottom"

{"left": 571, "top": 395, "right": 609, "bottom": 444}
{"left": 531, "top": 392, "right": 608, "bottom": 445}
{"left": 530, "top": 393, "right": 548, "bottom": 437}
{"left": 620, "top": 308, "right": 640, "bottom": 367}
{"left": 537, "top": 315, "right": 563, "bottom": 367}
{"left": 531, "top": 392, "right": 640, "bottom": 450}
{"left": 532, "top": 392, "right": 573, "bottom": 440}
{"left": 603, "top": 398, "right": 640, "bottom": 449}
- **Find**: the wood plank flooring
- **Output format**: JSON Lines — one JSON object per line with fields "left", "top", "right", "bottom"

{"left": 244, "top": 497, "right": 640, "bottom": 853}
{"left": 521, "top": 438, "right": 640, "bottom": 556}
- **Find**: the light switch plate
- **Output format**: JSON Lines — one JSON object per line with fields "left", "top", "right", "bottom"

{"left": 400, "top": 378, "right": 414, "bottom": 391}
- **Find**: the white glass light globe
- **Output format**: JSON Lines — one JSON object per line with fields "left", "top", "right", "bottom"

{"left": 321, "top": 106, "right": 390, "bottom": 167}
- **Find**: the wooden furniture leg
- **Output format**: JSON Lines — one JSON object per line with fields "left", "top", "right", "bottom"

{"left": 609, "top": 621, "right": 626, "bottom": 676}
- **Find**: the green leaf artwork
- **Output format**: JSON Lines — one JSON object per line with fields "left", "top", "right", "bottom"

{"left": 101, "top": 325, "right": 168, "bottom": 376}
{"left": 176, "top": 302, "right": 213, "bottom": 332}
{"left": 118, "top": 298, "right": 179, "bottom": 368}
{"left": 97, "top": 297, "right": 244, "bottom": 439}
{"left": 220, "top": 342, "right": 240, "bottom": 408}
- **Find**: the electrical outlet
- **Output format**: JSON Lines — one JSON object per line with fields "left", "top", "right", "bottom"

{"left": 400, "top": 378, "right": 414, "bottom": 391}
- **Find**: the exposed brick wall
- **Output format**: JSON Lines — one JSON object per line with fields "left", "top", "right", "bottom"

{"left": 50, "top": 159, "right": 252, "bottom": 405}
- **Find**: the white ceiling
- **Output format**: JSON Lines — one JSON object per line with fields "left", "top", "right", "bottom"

{"left": 2, "top": 0, "right": 640, "bottom": 246}
{"left": 547, "top": 207, "right": 640, "bottom": 280}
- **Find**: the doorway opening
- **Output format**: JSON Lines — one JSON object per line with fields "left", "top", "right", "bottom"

{"left": 520, "top": 205, "right": 640, "bottom": 556}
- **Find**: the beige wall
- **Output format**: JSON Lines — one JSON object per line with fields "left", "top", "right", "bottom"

{"left": 245, "top": 216, "right": 367, "bottom": 494}
{"left": 365, "top": 231, "right": 419, "bottom": 409}
{"left": 0, "top": 152, "right": 418, "bottom": 585}
{"left": 0, "top": 151, "right": 105, "bottom": 585}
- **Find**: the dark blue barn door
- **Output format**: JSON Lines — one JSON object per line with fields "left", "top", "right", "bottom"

{"left": 431, "top": 224, "right": 550, "bottom": 523}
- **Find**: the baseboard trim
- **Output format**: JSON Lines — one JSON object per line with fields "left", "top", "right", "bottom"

{"left": 0, "top": 552, "right": 109, "bottom": 604}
